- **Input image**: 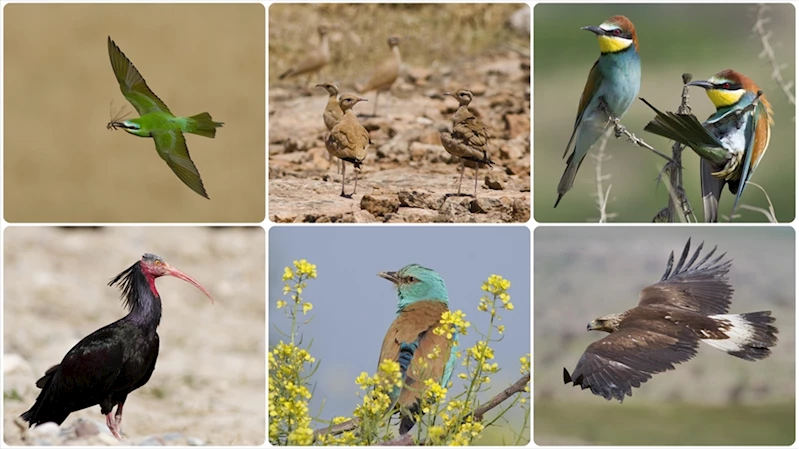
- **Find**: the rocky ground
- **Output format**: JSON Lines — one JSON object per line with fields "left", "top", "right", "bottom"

{"left": 269, "top": 53, "right": 530, "bottom": 223}
{"left": 4, "top": 227, "right": 265, "bottom": 446}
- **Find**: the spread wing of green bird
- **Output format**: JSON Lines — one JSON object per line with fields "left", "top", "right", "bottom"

{"left": 108, "top": 37, "right": 172, "bottom": 116}
{"left": 152, "top": 130, "right": 208, "bottom": 199}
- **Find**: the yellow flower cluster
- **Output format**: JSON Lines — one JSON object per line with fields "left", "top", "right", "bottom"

{"left": 421, "top": 378, "right": 448, "bottom": 413}
{"left": 479, "top": 274, "right": 514, "bottom": 314}
{"left": 451, "top": 418, "right": 485, "bottom": 445}
{"left": 353, "top": 360, "right": 402, "bottom": 421}
{"left": 268, "top": 341, "right": 316, "bottom": 445}
{"left": 283, "top": 259, "right": 318, "bottom": 280}
{"left": 520, "top": 353, "right": 531, "bottom": 376}
{"left": 280, "top": 260, "right": 317, "bottom": 315}
{"left": 433, "top": 309, "right": 471, "bottom": 341}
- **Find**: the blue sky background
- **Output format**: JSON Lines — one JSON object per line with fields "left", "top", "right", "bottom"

{"left": 268, "top": 226, "right": 531, "bottom": 429}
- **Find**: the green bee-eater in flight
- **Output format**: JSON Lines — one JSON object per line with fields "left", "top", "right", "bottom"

{"left": 107, "top": 36, "right": 223, "bottom": 199}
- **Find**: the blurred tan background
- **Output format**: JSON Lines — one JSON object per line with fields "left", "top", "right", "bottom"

{"left": 4, "top": 227, "right": 265, "bottom": 445}
{"left": 534, "top": 4, "right": 795, "bottom": 223}
{"left": 4, "top": 4, "right": 265, "bottom": 223}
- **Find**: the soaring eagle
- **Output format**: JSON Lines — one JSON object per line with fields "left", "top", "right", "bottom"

{"left": 563, "top": 239, "right": 778, "bottom": 402}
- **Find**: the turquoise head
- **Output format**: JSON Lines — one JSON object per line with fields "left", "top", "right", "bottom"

{"left": 379, "top": 264, "right": 449, "bottom": 312}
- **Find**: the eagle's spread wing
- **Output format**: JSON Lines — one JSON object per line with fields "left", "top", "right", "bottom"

{"left": 637, "top": 238, "right": 733, "bottom": 314}
{"left": 564, "top": 320, "right": 699, "bottom": 402}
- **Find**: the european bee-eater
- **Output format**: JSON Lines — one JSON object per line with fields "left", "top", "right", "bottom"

{"left": 641, "top": 69, "right": 773, "bottom": 222}
{"left": 556, "top": 15, "right": 641, "bottom": 208}
{"left": 106, "top": 37, "right": 224, "bottom": 199}
{"left": 377, "top": 264, "right": 458, "bottom": 434}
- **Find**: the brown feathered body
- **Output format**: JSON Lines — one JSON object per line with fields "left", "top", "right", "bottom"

{"left": 325, "top": 97, "right": 369, "bottom": 168}
{"left": 564, "top": 239, "right": 778, "bottom": 402}
{"left": 279, "top": 26, "right": 330, "bottom": 81}
{"left": 379, "top": 300, "right": 452, "bottom": 433}
{"left": 358, "top": 37, "right": 402, "bottom": 94}
{"left": 317, "top": 83, "right": 344, "bottom": 131}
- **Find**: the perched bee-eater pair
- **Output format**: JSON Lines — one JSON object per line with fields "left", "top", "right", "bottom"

{"left": 556, "top": 16, "right": 773, "bottom": 222}
{"left": 107, "top": 37, "right": 223, "bottom": 199}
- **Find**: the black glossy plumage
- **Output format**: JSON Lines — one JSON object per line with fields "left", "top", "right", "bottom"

{"left": 20, "top": 259, "right": 162, "bottom": 429}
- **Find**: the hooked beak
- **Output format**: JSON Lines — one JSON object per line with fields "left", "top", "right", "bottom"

{"left": 378, "top": 271, "right": 400, "bottom": 285}
{"left": 164, "top": 263, "right": 214, "bottom": 304}
{"left": 586, "top": 320, "right": 596, "bottom": 331}
{"left": 687, "top": 80, "right": 714, "bottom": 90}
{"left": 581, "top": 25, "right": 606, "bottom": 36}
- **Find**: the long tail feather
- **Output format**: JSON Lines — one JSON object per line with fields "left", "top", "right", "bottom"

{"left": 187, "top": 112, "right": 224, "bottom": 138}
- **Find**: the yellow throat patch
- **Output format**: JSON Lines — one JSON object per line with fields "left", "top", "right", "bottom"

{"left": 706, "top": 88, "right": 745, "bottom": 108}
{"left": 597, "top": 35, "right": 632, "bottom": 53}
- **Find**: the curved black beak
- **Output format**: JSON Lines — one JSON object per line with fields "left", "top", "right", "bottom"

{"left": 581, "top": 25, "right": 606, "bottom": 36}
{"left": 687, "top": 80, "right": 714, "bottom": 90}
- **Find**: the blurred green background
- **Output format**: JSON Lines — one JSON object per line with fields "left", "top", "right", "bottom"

{"left": 534, "top": 227, "right": 795, "bottom": 445}
{"left": 534, "top": 4, "right": 795, "bottom": 222}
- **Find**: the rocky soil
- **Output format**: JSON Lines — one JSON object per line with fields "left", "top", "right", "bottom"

{"left": 269, "top": 53, "right": 531, "bottom": 223}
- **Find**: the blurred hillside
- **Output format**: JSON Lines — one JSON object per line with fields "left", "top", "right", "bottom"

{"left": 534, "top": 4, "right": 795, "bottom": 222}
{"left": 269, "top": 3, "right": 528, "bottom": 88}
{"left": 533, "top": 227, "right": 795, "bottom": 445}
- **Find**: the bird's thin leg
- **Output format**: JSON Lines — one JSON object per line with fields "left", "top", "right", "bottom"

{"left": 114, "top": 400, "right": 125, "bottom": 426}
{"left": 353, "top": 167, "right": 359, "bottom": 196}
{"left": 457, "top": 160, "right": 466, "bottom": 196}
{"left": 105, "top": 412, "right": 123, "bottom": 441}
{"left": 340, "top": 161, "right": 347, "bottom": 197}
{"left": 473, "top": 163, "right": 480, "bottom": 198}
{"left": 373, "top": 91, "right": 380, "bottom": 116}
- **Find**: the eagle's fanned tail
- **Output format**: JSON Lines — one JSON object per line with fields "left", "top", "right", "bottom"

{"left": 703, "top": 311, "right": 778, "bottom": 361}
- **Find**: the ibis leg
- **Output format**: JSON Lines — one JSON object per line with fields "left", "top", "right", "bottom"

{"left": 114, "top": 400, "right": 125, "bottom": 426}
{"left": 106, "top": 412, "right": 123, "bottom": 441}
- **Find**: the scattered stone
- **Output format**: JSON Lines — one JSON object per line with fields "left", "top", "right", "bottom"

{"left": 29, "top": 422, "right": 60, "bottom": 439}
{"left": 360, "top": 194, "right": 400, "bottom": 216}
{"left": 397, "top": 190, "right": 445, "bottom": 210}
{"left": 485, "top": 172, "right": 505, "bottom": 190}
{"left": 470, "top": 197, "right": 500, "bottom": 214}
{"left": 74, "top": 419, "right": 101, "bottom": 437}
{"left": 187, "top": 437, "right": 205, "bottom": 446}
{"left": 512, "top": 197, "right": 531, "bottom": 222}
{"left": 353, "top": 210, "right": 378, "bottom": 223}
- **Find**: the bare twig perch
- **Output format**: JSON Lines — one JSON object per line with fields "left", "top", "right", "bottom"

{"left": 313, "top": 373, "right": 531, "bottom": 443}
{"left": 598, "top": 99, "right": 675, "bottom": 164}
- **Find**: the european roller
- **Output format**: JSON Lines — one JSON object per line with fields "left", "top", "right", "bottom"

{"left": 377, "top": 264, "right": 458, "bottom": 435}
